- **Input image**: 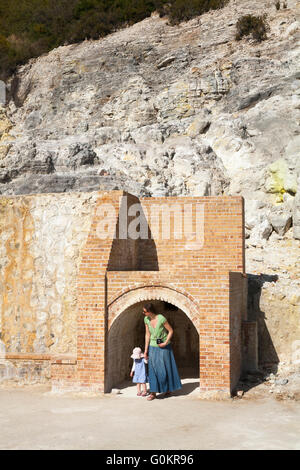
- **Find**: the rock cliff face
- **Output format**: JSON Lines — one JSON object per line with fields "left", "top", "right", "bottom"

{"left": 0, "top": 0, "right": 299, "bottom": 367}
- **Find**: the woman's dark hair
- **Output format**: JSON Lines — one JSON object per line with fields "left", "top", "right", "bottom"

{"left": 143, "top": 303, "right": 156, "bottom": 314}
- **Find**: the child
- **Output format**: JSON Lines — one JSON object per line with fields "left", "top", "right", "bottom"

{"left": 130, "top": 347, "right": 148, "bottom": 396}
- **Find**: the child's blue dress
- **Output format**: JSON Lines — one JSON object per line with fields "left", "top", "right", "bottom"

{"left": 132, "top": 358, "right": 148, "bottom": 384}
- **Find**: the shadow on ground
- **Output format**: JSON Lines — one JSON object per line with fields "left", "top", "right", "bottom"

{"left": 115, "top": 376, "right": 200, "bottom": 398}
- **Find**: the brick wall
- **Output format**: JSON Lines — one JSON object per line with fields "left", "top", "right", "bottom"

{"left": 51, "top": 191, "right": 244, "bottom": 395}
{"left": 51, "top": 363, "right": 78, "bottom": 392}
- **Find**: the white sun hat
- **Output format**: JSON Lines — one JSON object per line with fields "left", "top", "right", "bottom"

{"left": 131, "top": 347, "right": 144, "bottom": 359}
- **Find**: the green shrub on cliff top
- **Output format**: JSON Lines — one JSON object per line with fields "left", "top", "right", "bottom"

{"left": 235, "top": 14, "right": 270, "bottom": 42}
{"left": 0, "top": 0, "right": 230, "bottom": 80}
{"left": 165, "top": 0, "right": 229, "bottom": 25}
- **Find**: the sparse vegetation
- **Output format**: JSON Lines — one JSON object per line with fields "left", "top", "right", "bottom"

{"left": 235, "top": 14, "right": 270, "bottom": 42}
{"left": 0, "top": 0, "right": 229, "bottom": 80}
{"left": 157, "top": 0, "right": 229, "bottom": 25}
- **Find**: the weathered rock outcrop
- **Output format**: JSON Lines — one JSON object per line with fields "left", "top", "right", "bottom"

{"left": 1, "top": 0, "right": 299, "bottom": 203}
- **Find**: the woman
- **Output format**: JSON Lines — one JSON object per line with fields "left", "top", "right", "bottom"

{"left": 143, "top": 302, "right": 182, "bottom": 401}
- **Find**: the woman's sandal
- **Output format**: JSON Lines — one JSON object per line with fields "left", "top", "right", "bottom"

{"left": 147, "top": 393, "right": 156, "bottom": 401}
{"left": 137, "top": 391, "right": 142, "bottom": 396}
{"left": 141, "top": 391, "right": 148, "bottom": 397}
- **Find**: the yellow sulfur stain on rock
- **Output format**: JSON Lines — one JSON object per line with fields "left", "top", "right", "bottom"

{"left": 0, "top": 117, "right": 12, "bottom": 137}
{"left": 71, "top": 59, "right": 86, "bottom": 75}
{"left": 186, "top": 120, "right": 199, "bottom": 137}
{"left": 172, "top": 81, "right": 194, "bottom": 118}
{"left": 123, "top": 152, "right": 135, "bottom": 162}
{"left": 265, "top": 158, "right": 298, "bottom": 201}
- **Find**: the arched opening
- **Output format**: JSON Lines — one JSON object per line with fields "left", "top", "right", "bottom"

{"left": 106, "top": 299, "right": 199, "bottom": 394}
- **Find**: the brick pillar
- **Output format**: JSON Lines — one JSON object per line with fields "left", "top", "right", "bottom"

{"left": 76, "top": 191, "right": 124, "bottom": 391}
{"left": 198, "top": 286, "right": 231, "bottom": 396}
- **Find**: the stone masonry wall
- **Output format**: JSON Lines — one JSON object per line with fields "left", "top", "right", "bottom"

{"left": 0, "top": 191, "right": 98, "bottom": 383}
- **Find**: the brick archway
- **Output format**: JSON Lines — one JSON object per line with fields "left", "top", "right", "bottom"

{"left": 108, "top": 285, "right": 200, "bottom": 332}
{"left": 106, "top": 285, "right": 200, "bottom": 393}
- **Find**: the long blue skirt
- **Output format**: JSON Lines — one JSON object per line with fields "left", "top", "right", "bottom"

{"left": 148, "top": 344, "right": 182, "bottom": 393}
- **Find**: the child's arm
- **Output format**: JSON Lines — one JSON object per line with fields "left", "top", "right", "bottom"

{"left": 130, "top": 360, "right": 135, "bottom": 377}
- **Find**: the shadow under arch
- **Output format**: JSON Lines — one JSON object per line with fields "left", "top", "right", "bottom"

{"left": 105, "top": 288, "right": 200, "bottom": 394}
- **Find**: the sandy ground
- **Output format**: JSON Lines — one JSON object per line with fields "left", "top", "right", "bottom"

{"left": 0, "top": 382, "right": 299, "bottom": 450}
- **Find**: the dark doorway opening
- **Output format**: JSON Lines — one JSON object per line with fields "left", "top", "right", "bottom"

{"left": 106, "top": 299, "right": 199, "bottom": 394}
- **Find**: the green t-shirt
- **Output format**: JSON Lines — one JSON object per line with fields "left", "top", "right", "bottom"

{"left": 144, "top": 314, "right": 169, "bottom": 348}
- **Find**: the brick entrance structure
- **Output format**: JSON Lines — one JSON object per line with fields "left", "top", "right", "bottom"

{"left": 51, "top": 190, "right": 247, "bottom": 396}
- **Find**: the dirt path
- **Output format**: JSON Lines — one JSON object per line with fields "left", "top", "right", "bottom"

{"left": 0, "top": 385, "right": 299, "bottom": 450}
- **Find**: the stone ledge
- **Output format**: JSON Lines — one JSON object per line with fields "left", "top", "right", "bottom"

{"left": 3, "top": 353, "right": 77, "bottom": 365}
